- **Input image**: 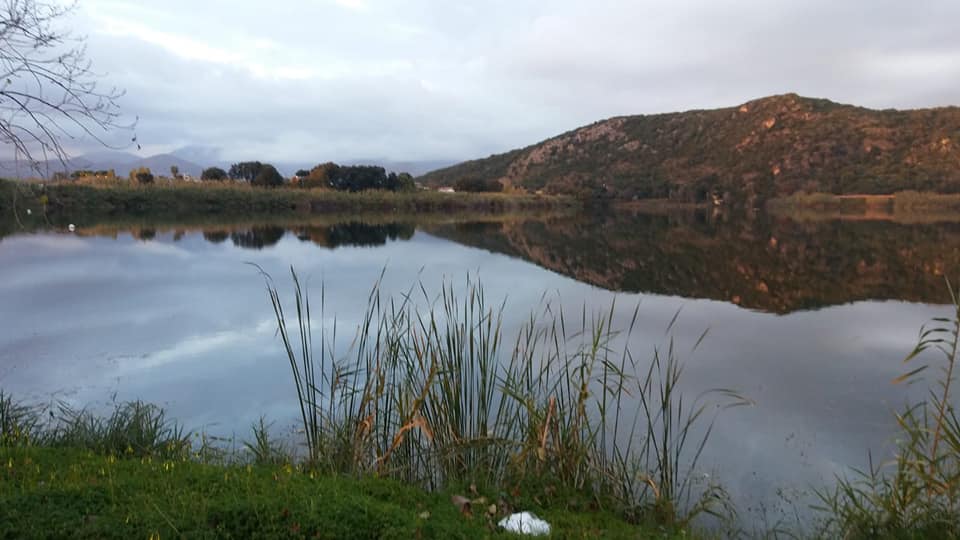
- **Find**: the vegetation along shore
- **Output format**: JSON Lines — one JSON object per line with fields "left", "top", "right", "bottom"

{"left": 0, "top": 178, "right": 578, "bottom": 226}
{"left": 3, "top": 273, "right": 959, "bottom": 538}
{"left": 0, "top": 0, "right": 957, "bottom": 535}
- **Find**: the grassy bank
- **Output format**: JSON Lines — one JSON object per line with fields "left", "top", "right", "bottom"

{"left": 0, "top": 447, "right": 655, "bottom": 539}
{"left": 0, "top": 179, "right": 578, "bottom": 223}
{"left": 0, "top": 395, "right": 679, "bottom": 538}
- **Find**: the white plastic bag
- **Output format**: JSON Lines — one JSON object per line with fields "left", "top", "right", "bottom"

{"left": 498, "top": 511, "right": 551, "bottom": 536}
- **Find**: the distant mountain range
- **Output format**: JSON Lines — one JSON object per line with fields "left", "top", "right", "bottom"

{"left": 419, "top": 94, "right": 960, "bottom": 202}
{"left": 0, "top": 151, "right": 206, "bottom": 179}
{"left": 0, "top": 149, "right": 456, "bottom": 180}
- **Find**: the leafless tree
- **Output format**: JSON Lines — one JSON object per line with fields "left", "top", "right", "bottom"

{"left": 0, "top": 0, "right": 131, "bottom": 174}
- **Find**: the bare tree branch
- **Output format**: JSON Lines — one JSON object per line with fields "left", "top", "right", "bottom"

{"left": 0, "top": 0, "right": 132, "bottom": 175}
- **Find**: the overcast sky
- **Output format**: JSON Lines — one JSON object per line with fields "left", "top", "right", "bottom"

{"left": 65, "top": 0, "right": 960, "bottom": 164}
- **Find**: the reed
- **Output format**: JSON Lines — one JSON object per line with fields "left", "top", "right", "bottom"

{"left": 815, "top": 281, "right": 960, "bottom": 537}
{"left": 261, "top": 268, "right": 749, "bottom": 528}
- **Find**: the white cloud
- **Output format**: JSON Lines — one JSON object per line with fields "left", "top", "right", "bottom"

{"left": 120, "top": 319, "right": 275, "bottom": 372}
{"left": 334, "top": 0, "right": 368, "bottom": 11}
{"left": 91, "top": 13, "right": 319, "bottom": 81}
{"left": 61, "top": 0, "right": 960, "bottom": 163}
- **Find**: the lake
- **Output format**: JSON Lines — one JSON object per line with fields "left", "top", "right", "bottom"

{"left": 0, "top": 209, "right": 954, "bottom": 529}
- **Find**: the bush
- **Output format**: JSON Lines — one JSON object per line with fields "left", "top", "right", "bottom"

{"left": 201, "top": 166, "right": 228, "bottom": 181}
{"left": 129, "top": 167, "right": 154, "bottom": 185}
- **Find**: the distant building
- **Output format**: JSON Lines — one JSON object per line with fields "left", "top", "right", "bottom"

{"left": 438, "top": 187, "right": 455, "bottom": 193}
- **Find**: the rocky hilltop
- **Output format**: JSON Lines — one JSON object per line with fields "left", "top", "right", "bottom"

{"left": 421, "top": 95, "right": 960, "bottom": 203}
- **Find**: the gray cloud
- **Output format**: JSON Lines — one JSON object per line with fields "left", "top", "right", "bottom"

{"left": 58, "top": 0, "right": 960, "bottom": 164}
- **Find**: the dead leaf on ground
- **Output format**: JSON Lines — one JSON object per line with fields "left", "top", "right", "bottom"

{"left": 451, "top": 494, "right": 472, "bottom": 516}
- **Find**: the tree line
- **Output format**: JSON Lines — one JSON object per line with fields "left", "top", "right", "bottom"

{"left": 57, "top": 160, "right": 508, "bottom": 195}
{"left": 64, "top": 160, "right": 420, "bottom": 192}
{"left": 197, "top": 161, "right": 416, "bottom": 192}
{"left": 293, "top": 162, "right": 415, "bottom": 192}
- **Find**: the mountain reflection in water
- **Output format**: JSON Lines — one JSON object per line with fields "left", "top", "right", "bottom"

{"left": 425, "top": 211, "right": 959, "bottom": 313}
{"left": 2, "top": 209, "right": 957, "bottom": 313}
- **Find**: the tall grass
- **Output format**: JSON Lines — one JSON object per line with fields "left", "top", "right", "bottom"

{"left": 0, "top": 396, "right": 189, "bottom": 459}
{"left": 47, "top": 401, "right": 190, "bottom": 458}
{"left": 261, "top": 268, "right": 750, "bottom": 528}
{"left": 0, "top": 391, "right": 42, "bottom": 446}
{"left": 815, "top": 282, "right": 960, "bottom": 537}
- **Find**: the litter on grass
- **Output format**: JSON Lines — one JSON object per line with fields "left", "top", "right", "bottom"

{"left": 498, "top": 512, "right": 551, "bottom": 536}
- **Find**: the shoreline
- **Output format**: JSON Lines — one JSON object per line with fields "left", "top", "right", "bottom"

{"left": 767, "top": 191, "right": 960, "bottom": 222}
{"left": 0, "top": 178, "right": 579, "bottom": 220}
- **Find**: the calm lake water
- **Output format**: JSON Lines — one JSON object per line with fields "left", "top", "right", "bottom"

{"left": 1, "top": 210, "right": 955, "bottom": 527}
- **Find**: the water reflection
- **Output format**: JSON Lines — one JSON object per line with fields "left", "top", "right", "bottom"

{"left": 3, "top": 211, "right": 960, "bottom": 313}
{"left": 427, "top": 210, "right": 960, "bottom": 313}
{"left": 0, "top": 210, "right": 955, "bottom": 529}
{"left": 203, "top": 230, "right": 230, "bottom": 244}
{"left": 230, "top": 226, "right": 287, "bottom": 250}
{"left": 294, "top": 223, "right": 415, "bottom": 249}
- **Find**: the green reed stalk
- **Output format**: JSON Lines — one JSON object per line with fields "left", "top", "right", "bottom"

{"left": 261, "top": 268, "right": 746, "bottom": 528}
{"left": 816, "top": 280, "right": 960, "bottom": 538}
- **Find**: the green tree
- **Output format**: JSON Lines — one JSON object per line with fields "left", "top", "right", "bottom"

{"left": 397, "top": 172, "right": 416, "bottom": 191}
{"left": 201, "top": 167, "right": 228, "bottom": 181}
{"left": 252, "top": 164, "right": 284, "bottom": 187}
{"left": 229, "top": 161, "right": 264, "bottom": 182}
{"left": 329, "top": 165, "right": 388, "bottom": 192}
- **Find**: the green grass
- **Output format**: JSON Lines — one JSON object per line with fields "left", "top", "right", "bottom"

{"left": 1, "top": 447, "right": 672, "bottom": 539}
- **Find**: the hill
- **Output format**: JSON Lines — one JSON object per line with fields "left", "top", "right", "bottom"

{"left": 0, "top": 151, "right": 204, "bottom": 178}
{"left": 419, "top": 94, "right": 960, "bottom": 204}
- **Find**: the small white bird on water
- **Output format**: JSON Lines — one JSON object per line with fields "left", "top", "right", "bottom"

{"left": 68, "top": 224, "right": 75, "bottom": 232}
